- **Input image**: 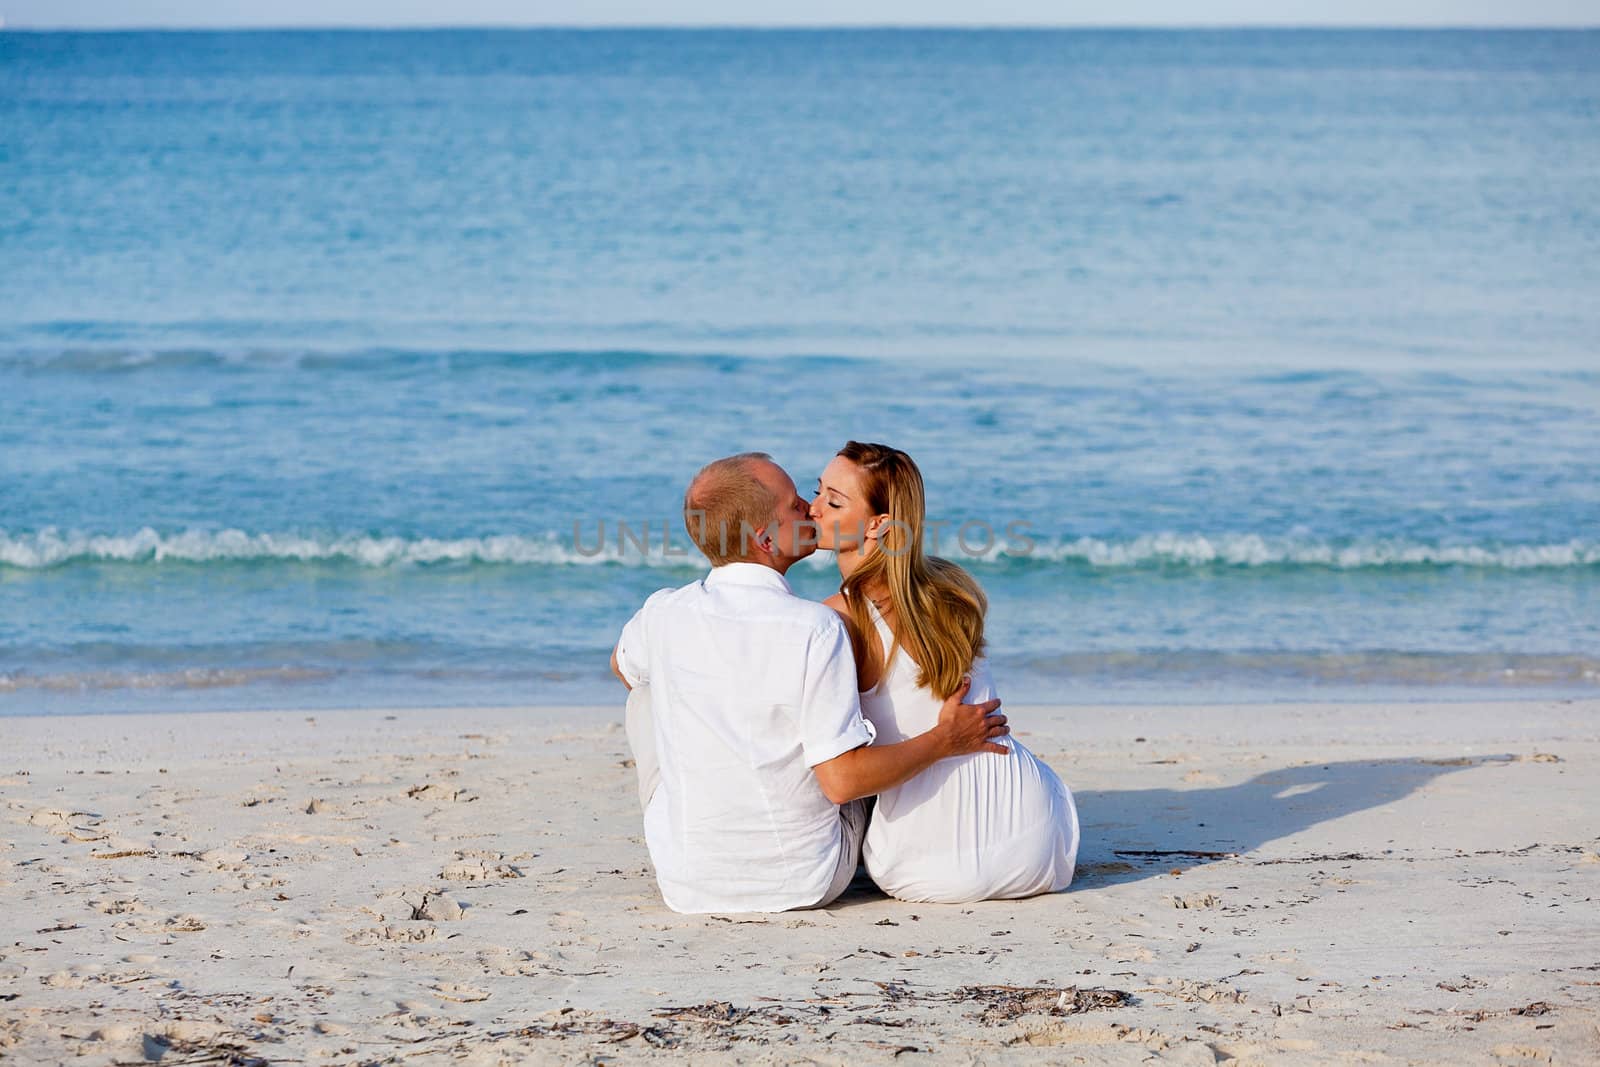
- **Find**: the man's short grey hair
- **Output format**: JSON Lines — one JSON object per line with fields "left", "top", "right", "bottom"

{"left": 684, "top": 452, "right": 777, "bottom": 566}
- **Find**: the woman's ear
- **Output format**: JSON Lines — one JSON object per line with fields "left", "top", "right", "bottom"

{"left": 864, "top": 513, "right": 892, "bottom": 542}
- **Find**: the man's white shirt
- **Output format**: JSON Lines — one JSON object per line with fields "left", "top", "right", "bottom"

{"left": 614, "top": 562, "right": 875, "bottom": 913}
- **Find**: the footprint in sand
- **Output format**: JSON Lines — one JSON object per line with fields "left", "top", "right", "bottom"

{"left": 371, "top": 888, "right": 465, "bottom": 923}
{"left": 414, "top": 893, "right": 463, "bottom": 922}
{"left": 198, "top": 849, "right": 249, "bottom": 870}
{"left": 1148, "top": 976, "right": 1247, "bottom": 1004}
{"left": 406, "top": 783, "right": 476, "bottom": 803}
{"left": 242, "top": 876, "right": 287, "bottom": 891}
{"left": 153, "top": 1020, "right": 231, "bottom": 1044}
{"left": 345, "top": 925, "right": 438, "bottom": 945}
{"left": 140, "top": 914, "right": 206, "bottom": 934}
{"left": 433, "top": 982, "right": 490, "bottom": 1003}
{"left": 1215, "top": 1039, "right": 1319, "bottom": 1060}
{"left": 1016, "top": 1021, "right": 1182, "bottom": 1052}
{"left": 780, "top": 953, "right": 835, "bottom": 976}
{"left": 85, "top": 1023, "right": 142, "bottom": 1043}
{"left": 42, "top": 970, "right": 87, "bottom": 989}
{"left": 382, "top": 1002, "right": 445, "bottom": 1031}
{"left": 478, "top": 945, "right": 547, "bottom": 976}
{"left": 28, "top": 808, "right": 106, "bottom": 842}
{"left": 89, "top": 898, "right": 143, "bottom": 914}
{"left": 1102, "top": 943, "right": 1156, "bottom": 962}
{"left": 439, "top": 858, "right": 522, "bottom": 881}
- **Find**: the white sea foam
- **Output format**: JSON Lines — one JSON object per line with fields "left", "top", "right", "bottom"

{"left": 1, "top": 527, "right": 1596, "bottom": 571}
{"left": 0, "top": 665, "right": 335, "bottom": 693}
{"left": 0, "top": 527, "right": 693, "bottom": 569}
{"left": 1003, "top": 532, "right": 1600, "bottom": 570}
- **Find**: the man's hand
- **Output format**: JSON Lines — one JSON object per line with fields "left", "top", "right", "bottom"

{"left": 935, "top": 677, "right": 1009, "bottom": 758}
{"left": 811, "top": 676, "right": 1009, "bottom": 804}
{"left": 812, "top": 681, "right": 1011, "bottom": 806}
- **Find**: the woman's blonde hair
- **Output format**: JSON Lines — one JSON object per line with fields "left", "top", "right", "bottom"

{"left": 836, "top": 441, "right": 987, "bottom": 700}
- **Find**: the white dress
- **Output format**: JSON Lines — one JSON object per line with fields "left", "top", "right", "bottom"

{"left": 860, "top": 601, "right": 1079, "bottom": 903}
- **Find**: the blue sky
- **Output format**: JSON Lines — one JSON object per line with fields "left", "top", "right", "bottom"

{"left": 6, "top": 1, "right": 1599, "bottom": 28}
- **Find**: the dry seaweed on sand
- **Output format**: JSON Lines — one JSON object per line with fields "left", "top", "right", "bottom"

{"left": 860, "top": 979, "right": 1134, "bottom": 1024}
{"left": 478, "top": 1001, "right": 806, "bottom": 1050}
{"left": 653, "top": 1001, "right": 800, "bottom": 1027}
{"left": 654, "top": 1000, "right": 750, "bottom": 1025}
{"left": 112, "top": 1036, "right": 269, "bottom": 1067}
{"left": 488, "top": 1016, "right": 678, "bottom": 1047}
{"left": 952, "top": 984, "right": 1134, "bottom": 1025}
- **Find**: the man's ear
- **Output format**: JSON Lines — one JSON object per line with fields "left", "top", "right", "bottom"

{"left": 751, "top": 525, "right": 776, "bottom": 557}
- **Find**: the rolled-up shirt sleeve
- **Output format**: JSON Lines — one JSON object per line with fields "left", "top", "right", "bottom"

{"left": 614, "top": 602, "right": 653, "bottom": 689}
{"left": 799, "top": 617, "right": 875, "bottom": 767}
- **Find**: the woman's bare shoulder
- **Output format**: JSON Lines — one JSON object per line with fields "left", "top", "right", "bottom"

{"left": 821, "top": 592, "right": 857, "bottom": 633}
{"left": 822, "top": 592, "right": 883, "bottom": 692}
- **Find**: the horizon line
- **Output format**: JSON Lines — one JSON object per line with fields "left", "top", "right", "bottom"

{"left": 5, "top": 23, "right": 1599, "bottom": 33}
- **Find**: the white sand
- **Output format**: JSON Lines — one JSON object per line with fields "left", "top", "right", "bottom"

{"left": 1, "top": 699, "right": 1597, "bottom": 1065}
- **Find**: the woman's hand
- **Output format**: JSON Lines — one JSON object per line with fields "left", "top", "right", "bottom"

{"left": 935, "top": 677, "right": 1009, "bottom": 757}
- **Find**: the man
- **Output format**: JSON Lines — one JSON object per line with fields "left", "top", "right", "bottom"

{"left": 611, "top": 452, "right": 1009, "bottom": 913}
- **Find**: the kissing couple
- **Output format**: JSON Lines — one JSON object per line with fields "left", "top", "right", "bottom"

{"left": 612, "top": 442, "right": 1078, "bottom": 913}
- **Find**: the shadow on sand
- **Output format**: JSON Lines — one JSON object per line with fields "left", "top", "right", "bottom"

{"left": 1071, "top": 755, "right": 1491, "bottom": 888}
{"left": 829, "top": 755, "right": 1497, "bottom": 905}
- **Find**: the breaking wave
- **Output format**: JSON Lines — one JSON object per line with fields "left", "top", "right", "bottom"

{"left": 3, "top": 527, "right": 1599, "bottom": 572}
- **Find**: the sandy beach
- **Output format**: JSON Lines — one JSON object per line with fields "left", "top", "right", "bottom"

{"left": 1, "top": 698, "right": 1596, "bottom": 1065}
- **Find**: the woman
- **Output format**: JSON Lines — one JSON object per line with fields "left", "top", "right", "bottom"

{"left": 811, "top": 441, "right": 1078, "bottom": 903}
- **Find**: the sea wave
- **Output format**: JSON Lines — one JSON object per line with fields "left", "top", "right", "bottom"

{"left": 0, "top": 665, "right": 335, "bottom": 693}
{"left": 997, "top": 532, "right": 1600, "bottom": 570}
{"left": 0, "top": 345, "right": 777, "bottom": 374}
{"left": 3, "top": 527, "right": 1599, "bottom": 572}
{"left": 0, "top": 527, "right": 681, "bottom": 569}
{"left": 1010, "top": 650, "right": 1600, "bottom": 687}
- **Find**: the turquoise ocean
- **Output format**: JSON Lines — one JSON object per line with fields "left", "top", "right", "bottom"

{"left": 2, "top": 29, "right": 1598, "bottom": 713}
